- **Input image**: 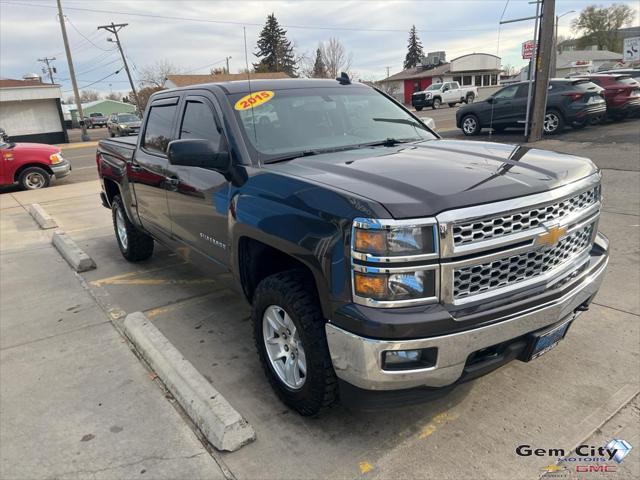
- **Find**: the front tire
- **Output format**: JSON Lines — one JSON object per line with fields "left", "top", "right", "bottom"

{"left": 111, "top": 195, "right": 154, "bottom": 262}
{"left": 431, "top": 98, "right": 441, "bottom": 109}
{"left": 18, "top": 166, "right": 50, "bottom": 190}
{"left": 465, "top": 93, "right": 475, "bottom": 104}
{"left": 448, "top": 102, "right": 456, "bottom": 108}
{"left": 543, "top": 110, "right": 564, "bottom": 135}
{"left": 461, "top": 114, "right": 481, "bottom": 136}
{"left": 252, "top": 271, "right": 338, "bottom": 416}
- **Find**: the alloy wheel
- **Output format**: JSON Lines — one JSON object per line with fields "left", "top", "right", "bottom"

{"left": 24, "top": 172, "right": 46, "bottom": 189}
{"left": 544, "top": 112, "right": 560, "bottom": 133}
{"left": 463, "top": 116, "right": 478, "bottom": 135}
{"left": 262, "top": 305, "right": 306, "bottom": 390}
{"left": 115, "top": 207, "right": 128, "bottom": 250}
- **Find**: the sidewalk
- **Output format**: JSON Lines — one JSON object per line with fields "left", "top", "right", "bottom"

{"left": 0, "top": 198, "right": 225, "bottom": 478}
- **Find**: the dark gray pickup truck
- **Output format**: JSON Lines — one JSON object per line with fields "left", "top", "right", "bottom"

{"left": 97, "top": 77, "right": 609, "bottom": 415}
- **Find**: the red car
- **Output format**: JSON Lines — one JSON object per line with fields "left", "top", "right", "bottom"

{"left": 584, "top": 74, "right": 640, "bottom": 120}
{"left": 0, "top": 130, "right": 71, "bottom": 189}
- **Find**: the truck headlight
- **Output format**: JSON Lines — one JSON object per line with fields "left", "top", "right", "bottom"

{"left": 50, "top": 153, "right": 63, "bottom": 164}
{"left": 353, "top": 266, "right": 438, "bottom": 303}
{"left": 351, "top": 218, "right": 439, "bottom": 307}
{"left": 352, "top": 218, "right": 437, "bottom": 260}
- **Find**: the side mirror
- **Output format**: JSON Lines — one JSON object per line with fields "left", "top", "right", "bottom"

{"left": 167, "top": 139, "right": 230, "bottom": 173}
{"left": 486, "top": 97, "right": 495, "bottom": 104}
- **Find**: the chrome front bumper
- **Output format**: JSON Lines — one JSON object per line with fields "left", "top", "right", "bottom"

{"left": 326, "top": 235, "right": 608, "bottom": 391}
{"left": 51, "top": 160, "right": 71, "bottom": 179}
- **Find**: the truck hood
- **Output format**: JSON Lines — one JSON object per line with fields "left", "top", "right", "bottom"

{"left": 8, "top": 143, "right": 60, "bottom": 156}
{"left": 264, "top": 139, "right": 598, "bottom": 218}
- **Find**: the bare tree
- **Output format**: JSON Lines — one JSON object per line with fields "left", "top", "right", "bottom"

{"left": 128, "top": 86, "right": 164, "bottom": 113}
{"left": 320, "top": 37, "right": 353, "bottom": 79}
{"left": 79, "top": 90, "right": 99, "bottom": 102}
{"left": 104, "top": 92, "right": 121, "bottom": 101}
{"left": 572, "top": 4, "right": 635, "bottom": 52}
{"left": 210, "top": 67, "right": 228, "bottom": 75}
{"left": 138, "top": 59, "right": 181, "bottom": 88}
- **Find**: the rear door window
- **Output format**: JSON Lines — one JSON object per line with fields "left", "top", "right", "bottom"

{"left": 143, "top": 101, "right": 178, "bottom": 155}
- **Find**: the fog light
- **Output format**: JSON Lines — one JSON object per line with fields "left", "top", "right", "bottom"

{"left": 382, "top": 348, "right": 437, "bottom": 371}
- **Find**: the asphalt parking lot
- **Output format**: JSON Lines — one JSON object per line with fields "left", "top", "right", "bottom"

{"left": 1, "top": 119, "right": 637, "bottom": 479}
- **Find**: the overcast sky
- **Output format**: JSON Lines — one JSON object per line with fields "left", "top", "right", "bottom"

{"left": 1, "top": 0, "right": 638, "bottom": 97}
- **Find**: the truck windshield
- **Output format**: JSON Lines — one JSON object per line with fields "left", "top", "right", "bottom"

{"left": 230, "top": 86, "right": 436, "bottom": 163}
{"left": 118, "top": 114, "right": 139, "bottom": 122}
{"left": 425, "top": 84, "right": 443, "bottom": 91}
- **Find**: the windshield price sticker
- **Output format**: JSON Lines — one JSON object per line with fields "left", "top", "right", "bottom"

{"left": 235, "top": 91, "right": 275, "bottom": 111}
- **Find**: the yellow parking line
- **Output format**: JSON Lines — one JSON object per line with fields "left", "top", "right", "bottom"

{"left": 358, "top": 461, "right": 374, "bottom": 474}
{"left": 418, "top": 411, "right": 459, "bottom": 439}
{"left": 144, "top": 290, "right": 231, "bottom": 319}
{"left": 90, "top": 269, "right": 215, "bottom": 287}
{"left": 57, "top": 141, "right": 99, "bottom": 150}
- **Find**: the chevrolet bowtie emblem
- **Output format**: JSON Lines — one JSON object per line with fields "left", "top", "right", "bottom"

{"left": 538, "top": 224, "right": 567, "bottom": 248}
{"left": 540, "top": 464, "right": 565, "bottom": 473}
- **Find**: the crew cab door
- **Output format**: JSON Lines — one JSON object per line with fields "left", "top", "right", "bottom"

{"left": 446, "top": 82, "right": 460, "bottom": 102}
{"left": 164, "top": 94, "right": 230, "bottom": 268}
{"left": 129, "top": 97, "right": 178, "bottom": 237}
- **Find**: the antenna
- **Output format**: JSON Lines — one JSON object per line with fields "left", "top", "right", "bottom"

{"left": 243, "top": 26, "right": 259, "bottom": 157}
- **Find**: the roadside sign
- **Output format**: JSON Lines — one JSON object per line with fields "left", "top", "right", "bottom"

{"left": 522, "top": 40, "right": 536, "bottom": 60}
{"left": 623, "top": 37, "right": 639, "bottom": 62}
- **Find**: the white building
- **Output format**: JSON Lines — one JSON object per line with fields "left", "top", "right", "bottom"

{"left": 0, "top": 78, "right": 67, "bottom": 144}
{"left": 380, "top": 53, "right": 502, "bottom": 104}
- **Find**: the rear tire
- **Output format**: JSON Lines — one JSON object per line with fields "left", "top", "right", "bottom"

{"left": 465, "top": 93, "right": 475, "bottom": 104}
{"left": 252, "top": 270, "right": 338, "bottom": 416}
{"left": 18, "top": 166, "right": 50, "bottom": 190}
{"left": 543, "top": 109, "right": 564, "bottom": 135}
{"left": 432, "top": 98, "right": 441, "bottom": 109}
{"left": 461, "top": 114, "right": 481, "bottom": 136}
{"left": 111, "top": 195, "right": 154, "bottom": 262}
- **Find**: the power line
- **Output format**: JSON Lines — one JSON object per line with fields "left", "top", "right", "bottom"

{"left": 38, "top": 56, "right": 56, "bottom": 84}
{"left": 183, "top": 58, "right": 227, "bottom": 74}
{"left": 62, "top": 67, "right": 123, "bottom": 92}
{"left": 65, "top": 15, "right": 113, "bottom": 51}
{"left": 1, "top": 1, "right": 499, "bottom": 33}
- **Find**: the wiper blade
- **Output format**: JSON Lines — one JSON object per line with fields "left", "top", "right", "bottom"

{"left": 372, "top": 117, "right": 429, "bottom": 130}
{"left": 263, "top": 150, "right": 319, "bottom": 164}
{"left": 364, "top": 137, "right": 421, "bottom": 147}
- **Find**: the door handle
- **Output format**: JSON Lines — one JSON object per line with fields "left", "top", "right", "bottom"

{"left": 166, "top": 176, "right": 180, "bottom": 186}
{"left": 130, "top": 163, "right": 143, "bottom": 173}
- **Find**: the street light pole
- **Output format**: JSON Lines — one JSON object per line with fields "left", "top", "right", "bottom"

{"left": 225, "top": 56, "right": 232, "bottom": 74}
{"left": 551, "top": 10, "right": 575, "bottom": 78}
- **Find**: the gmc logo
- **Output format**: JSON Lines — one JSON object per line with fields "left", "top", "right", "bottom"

{"left": 576, "top": 465, "right": 617, "bottom": 472}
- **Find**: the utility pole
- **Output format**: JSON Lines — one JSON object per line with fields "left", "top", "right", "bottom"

{"left": 56, "top": 0, "right": 89, "bottom": 141}
{"left": 386, "top": 66, "right": 390, "bottom": 78}
{"left": 97, "top": 22, "right": 140, "bottom": 114}
{"left": 528, "top": 0, "right": 556, "bottom": 142}
{"left": 38, "top": 57, "right": 56, "bottom": 84}
{"left": 225, "top": 56, "right": 232, "bottom": 74}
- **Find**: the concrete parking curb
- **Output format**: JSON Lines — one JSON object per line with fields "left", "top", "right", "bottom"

{"left": 52, "top": 231, "right": 97, "bottom": 272}
{"left": 28, "top": 203, "right": 57, "bottom": 229}
{"left": 123, "top": 312, "right": 256, "bottom": 452}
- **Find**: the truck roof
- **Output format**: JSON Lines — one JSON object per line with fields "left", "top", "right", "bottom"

{"left": 163, "top": 78, "right": 368, "bottom": 95}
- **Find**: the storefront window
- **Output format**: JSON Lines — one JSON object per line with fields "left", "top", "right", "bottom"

{"left": 483, "top": 75, "right": 490, "bottom": 86}
{"left": 463, "top": 76, "right": 472, "bottom": 86}
{"left": 491, "top": 74, "right": 498, "bottom": 85}
{"left": 474, "top": 75, "right": 482, "bottom": 86}
{"left": 453, "top": 76, "right": 461, "bottom": 84}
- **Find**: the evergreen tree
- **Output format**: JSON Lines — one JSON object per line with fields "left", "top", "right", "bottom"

{"left": 254, "top": 13, "right": 297, "bottom": 76}
{"left": 404, "top": 25, "right": 424, "bottom": 69}
{"left": 312, "top": 48, "right": 327, "bottom": 78}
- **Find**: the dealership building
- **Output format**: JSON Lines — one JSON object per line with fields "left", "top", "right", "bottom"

{"left": 0, "top": 77, "right": 68, "bottom": 144}
{"left": 380, "top": 52, "right": 502, "bottom": 104}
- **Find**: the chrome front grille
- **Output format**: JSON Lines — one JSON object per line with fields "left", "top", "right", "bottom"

{"left": 453, "top": 223, "right": 594, "bottom": 299}
{"left": 452, "top": 186, "right": 599, "bottom": 246}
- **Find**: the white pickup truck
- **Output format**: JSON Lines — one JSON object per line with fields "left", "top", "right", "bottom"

{"left": 411, "top": 81, "right": 477, "bottom": 110}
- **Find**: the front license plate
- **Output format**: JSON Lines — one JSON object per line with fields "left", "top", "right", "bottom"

{"left": 525, "top": 320, "right": 572, "bottom": 361}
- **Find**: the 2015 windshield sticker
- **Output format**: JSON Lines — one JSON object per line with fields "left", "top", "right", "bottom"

{"left": 234, "top": 91, "right": 274, "bottom": 111}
